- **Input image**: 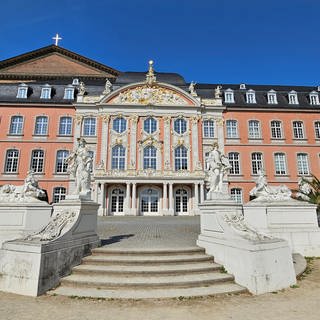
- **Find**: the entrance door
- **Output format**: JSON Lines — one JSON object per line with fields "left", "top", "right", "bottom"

{"left": 175, "top": 188, "right": 188, "bottom": 215}
{"left": 110, "top": 188, "right": 124, "bottom": 214}
{"left": 140, "top": 189, "right": 159, "bottom": 215}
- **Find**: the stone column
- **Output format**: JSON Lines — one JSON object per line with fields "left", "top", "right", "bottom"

{"left": 168, "top": 182, "right": 174, "bottom": 215}
{"left": 131, "top": 183, "right": 137, "bottom": 216}
{"left": 99, "top": 114, "right": 109, "bottom": 169}
{"left": 216, "top": 118, "right": 225, "bottom": 153}
{"left": 200, "top": 182, "right": 205, "bottom": 203}
{"left": 193, "top": 183, "right": 199, "bottom": 215}
{"left": 129, "top": 116, "right": 138, "bottom": 170}
{"left": 162, "top": 182, "right": 168, "bottom": 215}
{"left": 163, "top": 116, "right": 171, "bottom": 171}
{"left": 74, "top": 115, "right": 83, "bottom": 147}
{"left": 98, "top": 183, "right": 106, "bottom": 216}
{"left": 126, "top": 182, "right": 131, "bottom": 213}
{"left": 191, "top": 116, "right": 201, "bottom": 171}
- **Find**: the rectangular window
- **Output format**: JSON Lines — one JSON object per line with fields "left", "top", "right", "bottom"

{"left": 17, "top": 86, "right": 28, "bottom": 99}
{"left": 40, "top": 87, "right": 51, "bottom": 99}
{"left": 310, "top": 94, "right": 319, "bottom": 105}
{"left": 230, "top": 188, "right": 243, "bottom": 203}
{"left": 270, "top": 121, "right": 283, "bottom": 139}
{"left": 228, "top": 152, "right": 240, "bottom": 174}
{"left": 5, "top": 149, "right": 19, "bottom": 173}
{"left": 31, "top": 150, "right": 44, "bottom": 173}
{"left": 53, "top": 187, "right": 66, "bottom": 203}
{"left": 224, "top": 90, "right": 234, "bottom": 103}
{"left": 288, "top": 93, "right": 298, "bottom": 104}
{"left": 251, "top": 153, "right": 263, "bottom": 175}
{"left": 35, "top": 116, "right": 48, "bottom": 135}
{"left": 315, "top": 122, "right": 320, "bottom": 139}
{"left": 274, "top": 153, "right": 287, "bottom": 175}
{"left": 83, "top": 118, "right": 96, "bottom": 136}
{"left": 203, "top": 120, "right": 215, "bottom": 138}
{"left": 248, "top": 120, "right": 261, "bottom": 139}
{"left": 246, "top": 92, "right": 256, "bottom": 104}
{"left": 9, "top": 116, "right": 23, "bottom": 135}
{"left": 56, "top": 150, "right": 69, "bottom": 173}
{"left": 267, "top": 93, "right": 277, "bottom": 104}
{"left": 59, "top": 117, "right": 72, "bottom": 135}
{"left": 293, "top": 121, "right": 304, "bottom": 139}
{"left": 64, "top": 88, "right": 74, "bottom": 100}
{"left": 297, "top": 153, "right": 309, "bottom": 175}
{"left": 226, "top": 120, "right": 238, "bottom": 138}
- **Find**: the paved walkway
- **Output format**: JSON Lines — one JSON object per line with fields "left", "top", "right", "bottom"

{"left": 97, "top": 216, "right": 200, "bottom": 248}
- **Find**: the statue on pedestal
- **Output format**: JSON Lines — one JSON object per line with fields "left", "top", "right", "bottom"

{"left": 66, "top": 138, "right": 92, "bottom": 198}
{"left": 205, "top": 143, "right": 231, "bottom": 193}
{"left": 102, "top": 78, "right": 112, "bottom": 95}
{"left": 189, "top": 81, "right": 197, "bottom": 96}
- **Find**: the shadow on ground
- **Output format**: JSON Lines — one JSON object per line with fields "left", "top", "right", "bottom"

{"left": 100, "top": 234, "right": 135, "bottom": 246}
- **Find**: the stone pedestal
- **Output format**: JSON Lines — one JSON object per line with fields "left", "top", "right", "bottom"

{"left": 197, "top": 198, "right": 296, "bottom": 295}
{"left": 0, "top": 197, "right": 100, "bottom": 296}
{"left": 243, "top": 199, "right": 320, "bottom": 256}
{"left": 0, "top": 202, "right": 52, "bottom": 246}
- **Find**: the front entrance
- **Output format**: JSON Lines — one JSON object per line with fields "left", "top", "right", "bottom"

{"left": 175, "top": 188, "right": 189, "bottom": 215}
{"left": 140, "top": 188, "right": 159, "bottom": 215}
{"left": 110, "top": 188, "right": 124, "bottom": 215}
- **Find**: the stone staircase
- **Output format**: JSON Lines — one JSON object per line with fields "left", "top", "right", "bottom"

{"left": 51, "top": 246, "right": 246, "bottom": 299}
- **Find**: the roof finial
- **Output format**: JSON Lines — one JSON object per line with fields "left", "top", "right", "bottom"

{"left": 146, "top": 60, "right": 156, "bottom": 85}
{"left": 52, "top": 33, "right": 62, "bottom": 46}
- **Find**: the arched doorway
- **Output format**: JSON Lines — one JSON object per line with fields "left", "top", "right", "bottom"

{"left": 140, "top": 188, "right": 159, "bottom": 215}
{"left": 175, "top": 188, "right": 189, "bottom": 215}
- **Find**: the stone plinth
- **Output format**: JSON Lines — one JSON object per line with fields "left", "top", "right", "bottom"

{"left": 0, "top": 202, "right": 52, "bottom": 246}
{"left": 0, "top": 197, "right": 100, "bottom": 296}
{"left": 243, "top": 199, "right": 320, "bottom": 256}
{"left": 197, "top": 199, "right": 296, "bottom": 295}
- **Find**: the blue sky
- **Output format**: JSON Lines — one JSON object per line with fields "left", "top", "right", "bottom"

{"left": 1, "top": 0, "right": 319, "bottom": 85}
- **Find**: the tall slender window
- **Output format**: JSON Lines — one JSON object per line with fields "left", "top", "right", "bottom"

{"left": 230, "top": 188, "right": 243, "bottom": 203}
{"left": 288, "top": 91, "right": 298, "bottom": 104}
{"left": 224, "top": 89, "right": 234, "bottom": 103}
{"left": 315, "top": 121, "right": 320, "bottom": 139}
{"left": 143, "top": 146, "right": 157, "bottom": 169}
{"left": 226, "top": 120, "right": 238, "bottom": 138}
{"left": 267, "top": 90, "right": 278, "bottom": 104}
{"left": 309, "top": 91, "right": 320, "bottom": 105}
{"left": 297, "top": 153, "right": 310, "bottom": 175}
{"left": 34, "top": 116, "right": 48, "bottom": 135}
{"left": 293, "top": 121, "right": 304, "bottom": 139}
{"left": 111, "top": 145, "right": 125, "bottom": 170}
{"left": 5, "top": 149, "right": 19, "bottom": 173}
{"left": 83, "top": 117, "right": 96, "bottom": 136}
{"left": 16, "top": 84, "right": 28, "bottom": 98}
{"left": 274, "top": 153, "right": 287, "bottom": 175}
{"left": 270, "top": 120, "right": 283, "bottom": 139}
{"left": 40, "top": 86, "right": 51, "bottom": 99}
{"left": 246, "top": 90, "right": 256, "bottom": 103}
{"left": 64, "top": 87, "right": 74, "bottom": 100}
{"left": 113, "top": 117, "right": 127, "bottom": 133}
{"left": 174, "top": 118, "right": 187, "bottom": 134}
{"left": 53, "top": 187, "right": 66, "bottom": 203}
{"left": 228, "top": 152, "right": 240, "bottom": 174}
{"left": 9, "top": 115, "right": 23, "bottom": 135}
{"left": 59, "top": 117, "right": 72, "bottom": 135}
{"left": 56, "top": 150, "right": 69, "bottom": 173}
{"left": 248, "top": 120, "right": 261, "bottom": 139}
{"left": 144, "top": 117, "right": 157, "bottom": 134}
{"left": 251, "top": 152, "right": 263, "bottom": 174}
{"left": 175, "top": 146, "right": 188, "bottom": 170}
{"left": 31, "top": 150, "right": 44, "bottom": 173}
{"left": 203, "top": 120, "right": 215, "bottom": 138}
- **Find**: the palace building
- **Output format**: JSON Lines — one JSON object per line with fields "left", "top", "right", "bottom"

{"left": 0, "top": 45, "right": 319, "bottom": 216}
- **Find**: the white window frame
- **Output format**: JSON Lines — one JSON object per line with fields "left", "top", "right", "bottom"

{"left": 274, "top": 153, "right": 287, "bottom": 175}
{"left": 270, "top": 120, "right": 283, "bottom": 139}
{"left": 59, "top": 116, "right": 73, "bottom": 136}
{"left": 230, "top": 188, "right": 243, "bottom": 203}
{"left": 267, "top": 90, "right": 278, "bottom": 104}
{"left": 53, "top": 187, "right": 66, "bottom": 203}
{"left": 246, "top": 89, "right": 256, "bottom": 104}
{"left": 16, "top": 84, "right": 28, "bottom": 99}
{"left": 203, "top": 119, "right": 215, "bottom": 138}
{"left": 113, "top": 117, "right": 127, "bottom": 134}
{"left": 228, "top": 152, "right": 240, "bottom": 175}
{"left": 174, "top": 118, "right": 187, "bottom": 135}
{"left": 64, "top": 86, "right": 75, "bottom": 100}
{"left": 314, "top": 121, "right": 320, "bottom": 139}
{"left": 309, "top": 91, "right": 320, "bottom": 105}
{"left": 226, "top": 119, "right": 238, "bottom": 138}
{"left": 144, "top": 117, "right": 157, "bottom": 134}
{"left": 251, "top": 152, "right": 263, "bottom": 175}
{"left": 288, "top": 91, "right": 298, "bottom": 105}
{"left": 5, "top": 149, "right": 19, "bottom": 173}
{"left": 83, "top": 117, "right": 96, "bottom": 136}
{"left": 34, "top": 116, "right": 48, "bottom": 135}
{"left": 56, "top": 150, "right": 69, "bottom": 173}
{"left": 293, "top": 121, "right": 305, "bottom": 139}
{"left": 224, "top": 89, "right": 234, "bottom": 103}
{"left": 248, "top": 120, "right": 261, "bottom": 139}
{"left": 297, "top": 153, "right": 310, "bottom": 175}
{"left": 30, "top": 149, "right": 44, "bottom": 173}
{"left": 111, "top": 145, "right": 126, "bottom": 170}
{"left": 40, "top": 85, "right": 52, "bottom": 99}
{"left": 9, "top": 115, "right": 23, "bottom": 135}
{"left": 174, "top": 146, "right": 188, "bottom": 171}
{"left": 143, "top": 146, "right": 157, "bottom": 170}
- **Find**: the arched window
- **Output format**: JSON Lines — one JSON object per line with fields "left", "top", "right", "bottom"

{"left": 248, "top": 120, "right": 261, "bottom": 139}
{"left": 203, "top": 120, "right": 214, "bottom": 138}
{"left": 31, "top": 149, "right": 44, "bottom": 173}
{"left": 270, "top": 120, "right": 283, "bottom": 139}
{"left": 59, "top": 116, "right": 72, "bottom": 135}
{"left": 174, "top": 118, "right": 187, "bottom": 134}
{"left": 34, "top": 116, "right": 48, "bottom": 135}
{"left": 175, "top": 146, "right": 188, "bottom": 171}
{"left": 5, "top": 149, "right": 19, "bottom": 173}
{"left": 53, "top": 187, "right": 66, "bottom": 203}
{"left": 144, "top": 117, "right": 157, "bottom": 134}
{"left": 143, "top": 146, "right": 157, "bottom": 169}
{"left": 112, "top": 145, "right": 126, "bottom": 170}
{"left": 9, "top": 115, "right": 23, "bottom": 135}
{"left": 230, "top": 188, "right": 243, "bottom": 203}
{"left": 56, "top": 150, "right": 69, "bottom": 173}
{"left": 113, "top": 117, "right": 127, "bottom": 133}
{"left": 228, "top": 152, "right": 240, "bottom": 174}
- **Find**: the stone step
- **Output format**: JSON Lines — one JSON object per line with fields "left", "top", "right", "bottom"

{"left": 51, "top": 282, "right": 246, "bottom": 299}
{"left": 60, "top": 272, "right": 234, "bottom": 289}
{"left": 82, "top": 253, "right": 214, "bottom": 265}
{"left": 72, "top": 262, "right": 222, "bottom": 276}
{"left": 92, "top": 246, "right": 205, "bottom": 256}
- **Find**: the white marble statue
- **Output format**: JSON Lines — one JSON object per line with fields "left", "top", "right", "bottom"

{"left": 0, "top": 170, "right": 45, "bottom": 202}
{"left": 103, "top": 78, "right": 112, "bottom": 95}
{"left": 78, "top": 81, "right": 86, "bottom": 95}
{"left": 66, "top": 138, "right": 92, "bottom": 198}
{"left": 215, "top": 85, "right": 222, "bottom": 98}
{"left": 189, "top": 81, "right": 197, "bottom": 96}
{"left": 296, "top": 177, "right": 312, "bottom": 201}
{"left": 205, "top": 143, "right": 231, "bottom": 193}
{"left": 249, "top": 169, "right": 292, "bottom": 201}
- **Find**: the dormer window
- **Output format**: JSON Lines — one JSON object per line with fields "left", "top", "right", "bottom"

{"left": 240, "top": 83, "right": 246, "bottom": 90}
{"left": 224, "top": 89, "right": 234, "bottom": 103}
{"left": 16, "top": 83, "right": 28, "bottom": 99}
{"left": 72, "top": 78, "right": 79, "bottom": 86}
{"left": 246, "top": 89, "right": 256, "bottom": 104}
{"left": 64, "top": 85, "right": 74, "bottom": 100}
{"left": 309, "top": 91, "right": 320, "bottom": 105}
{"left": 288, "top": 91, "right": 298, "bottom": 104}
{"left": 40, "top": 85, "right": 52, "bottom": 99}
{"left": 267, "top": 90, "right": 278, "bottom": 104}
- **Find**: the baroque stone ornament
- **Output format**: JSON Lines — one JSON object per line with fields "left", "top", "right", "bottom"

{"left": 102, "top": 78, "right": 112, "bottom": 95}
{"left": 189, "top": 81, "right": 197, "bottom": 96}
{"left": 66, "top": 138, "right": 92, "bottom": 198}
{"left": 78, "top": 81, "right": 86, "bottom": 95}
{"left": 205, "top": 143, "right": 231, "bottom": 193}
{"left": 215, "top": 85, "right": 222, "bottom": 98}
{"left": 146, "top": 60, "right": 156, "bottom": 85}
{"left": 0, "top": 170, "right": 45, "bottom": 203}
{"left": 24, "top": 210, "right": 77, "bottom": 242}
{"left": 249, "top": 170, "right": 292, "bottom": 202}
